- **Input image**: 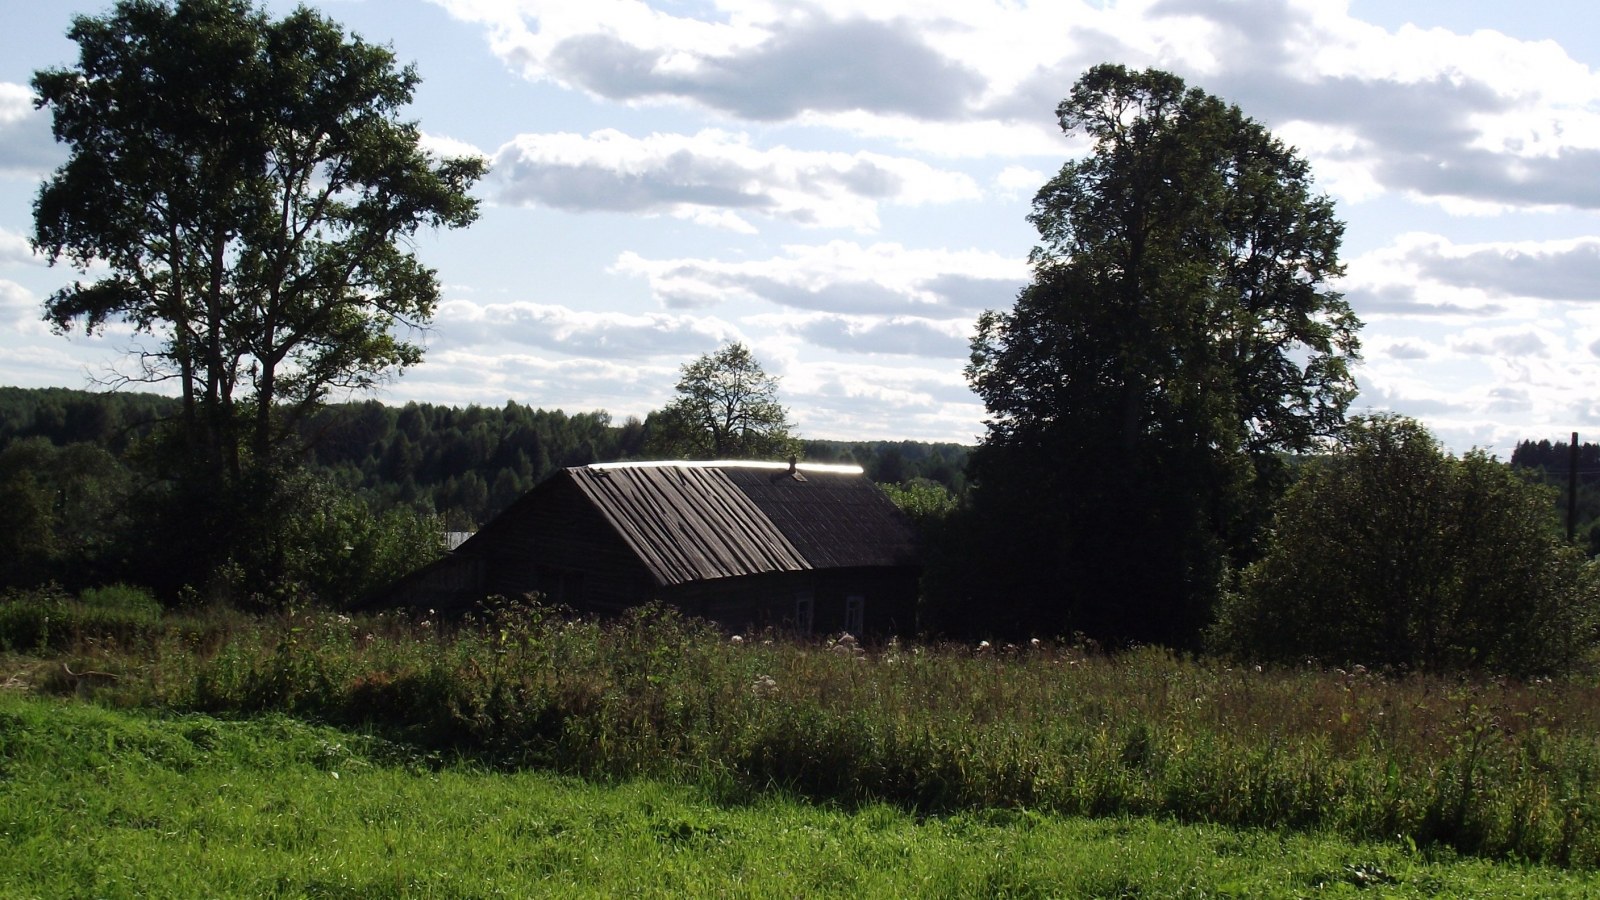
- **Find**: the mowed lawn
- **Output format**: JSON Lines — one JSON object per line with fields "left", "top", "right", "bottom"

{"left": 1, "top": 694, "right": 1594, "bottom": 899}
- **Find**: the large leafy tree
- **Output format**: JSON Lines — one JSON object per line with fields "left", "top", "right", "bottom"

{"left": 961, "top": 65, "right": 1361, "bottom": 644}
{"left": 1211, "top": 416, "right": 1599, "bottom": 676}
{"left": 31, "top": 0, "right": 485, "bottom": 485}
{"left": 646, "top": 343, "right": 798, "bottom": 460}
{"left": 29, "top": 0, "right": 483, "bottom": 601}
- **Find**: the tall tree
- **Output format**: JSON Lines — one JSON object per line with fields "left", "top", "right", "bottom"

{"left": 646, "top": 343, "right": 798, "bottom": 460}
{"left": 31, "top": 0, "right": 485, "bottom": 485}
{"left": 961, "top": 65, "right": 1361, "bottom": 645}
{"left": 29, "top": 0, "right": 483, "bottom": 600}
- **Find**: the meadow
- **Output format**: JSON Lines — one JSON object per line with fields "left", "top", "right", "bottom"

{"left": 4, "top": 694, "right": 1597, "bottom": 898}
{"left": 6, "top": 585, "right": 1600, "bottom": 894}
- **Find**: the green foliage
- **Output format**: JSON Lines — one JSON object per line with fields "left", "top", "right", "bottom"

{"left": 960, "top": 65, "right": 1360, "bottom": 645}
{"left": 645, "top": 343, "right": 799, "bottom": 460}
{"left": 0, "top": 386, "right": 966, "bottom": 532}
{"left": 30, "top": 0, "right": 482, "bottom": 596}
{"left": 15, "top": 602, "right": 1600, "bottom": 867}
{"left": 6, "top": 694, "right": 1593, "bottom": 897}
{"left": 32, "top": 0, "right": 485, "bottom": 478}
{"left": 1212, "top": 416, "right": 1600, "bottom": 676}
{"left": 0, "top": 584, "right": 167, "bottom": 653}
{"left": 78, "top": 583, "right": 163, "bottom": 618}
{"left": 1510, "top": 437, "right": 1600, "bottom": 550}
{"left": 307, "top": 399, "right": 634, "bottom": 528}
{"left": 0, "top": 386, "right": 178, "bottom": 453}
{"left": 878, "top": 478, "right": 957, "bottom": 529}
{"left": 209, "top": 470, "right": 446, "bottom": 606}
{"left": 0, "top": 437, "right": 133, "bottom": 589}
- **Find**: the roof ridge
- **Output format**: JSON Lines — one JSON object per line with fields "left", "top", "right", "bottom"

{"left": 584, "top": 459, "right": 865, "bottom": 475}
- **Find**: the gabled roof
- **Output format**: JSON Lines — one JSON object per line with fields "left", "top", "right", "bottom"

{"left": 569, "top": 463, "right": 809, "bottom": 585}
{"left": 464, "top": 460, "right": 917, "bottom": 587}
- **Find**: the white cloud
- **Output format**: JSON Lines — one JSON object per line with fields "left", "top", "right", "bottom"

{"left": 0, "top": 228, "right": 39, "bottom": 267}
{"left": 395, "top": 347, "right": 681, "bottom": 418}
{"left": 0, "top": 82, "right": 60, "bottom": 177}
{"left": 1411, "top": 237, "right": 1600, "bottom": 302}
{"left": 487, "top": 129, "right": 979, "bottom": 232}
{"left": 419, "top": 131, "right": 491, "bottom": 163}
{"left": 784, "top": 359, "right": 985, "bottom": 442}
{"left": 760, "top": 312, "right": 972, "bottom": 358}
{"left": 432, "top": 298, "right": 740, "bottom": 359}
{"left": 435, "top": 0, "right": 1600, "bottom": 210}
{"left": 995, "top": 165, "right": 1048, "bottom": 200}
{"left": 612, "top": 241, "right": 1028, "bottom": 313}
{"left": 0, "top": 278, "right": 34, "bottom": 318}
{"left": 1450, "top": 328, "right": 1552, "bottom": 358}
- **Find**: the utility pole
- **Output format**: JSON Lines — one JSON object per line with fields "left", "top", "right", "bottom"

{"left": 1569, "top": 431, "right": 1579, "bottom": 543}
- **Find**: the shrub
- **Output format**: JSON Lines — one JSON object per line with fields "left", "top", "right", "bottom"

{"left": 0, "top": 586, "right": 71, "bottom": 652}
{"left": 78, "top": 584, "right": 163, "bottom": 619}
{"left": 1210, "top": 415, "right": 1600, "bottom": 676}
{"left": 0, "top": 584, "right": 170, "bottom": 653}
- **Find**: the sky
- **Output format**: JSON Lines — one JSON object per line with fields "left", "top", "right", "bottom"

{"left": 3, "top": 0, "right": 1600, "bottom": 456}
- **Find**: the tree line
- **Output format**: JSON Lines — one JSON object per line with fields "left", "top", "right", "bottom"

{"left": 0, "top": 385, "right": 968, "bottom": 596}
{"left": 0, "top": 387, "right": 966, "bottom": 524}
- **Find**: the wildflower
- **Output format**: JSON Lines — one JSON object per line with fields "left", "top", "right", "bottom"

{"left": 751, "top": 674, "right": 779, "bottom": 698}
{"left": 730, "top": 634, "right": 744, "bottom": 644}
{"left": 831, "top": 632, "right": 862, "bottom": 656}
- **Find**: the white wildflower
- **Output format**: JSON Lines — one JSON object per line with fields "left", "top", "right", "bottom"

{"left": 751, "top": 674, "right": 779, "bottom": 698}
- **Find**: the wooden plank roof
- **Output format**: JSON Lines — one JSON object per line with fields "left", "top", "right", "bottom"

{"left": 565, "top": 464, "right": 812, "bottom": 586}
{"left": 565, "top": 461, "right": 917, "bottom": 586}
{"left": 722, "top": 467, "right": 917, "bottom": 570}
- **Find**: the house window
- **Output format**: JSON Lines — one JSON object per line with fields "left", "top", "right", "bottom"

{"left": 795, "top": 591, "right": 814, "bottom": 635}
{"left": 845, "top": 594, "right": 865, "bottom": 636}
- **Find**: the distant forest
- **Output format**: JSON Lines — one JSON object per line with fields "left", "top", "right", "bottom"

{"left": 0, "top": 387, "right": 969, "bottom": 531}
{"left": 1509, "top": 438, "right": 1600, "bottom": 549}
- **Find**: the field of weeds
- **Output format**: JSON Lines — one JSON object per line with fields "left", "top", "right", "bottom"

{"left": 7, "top": 694, "right": 1600, "bottom": 898}
{"left": 6, "top": 585, "right": 1600, "bottom": 869}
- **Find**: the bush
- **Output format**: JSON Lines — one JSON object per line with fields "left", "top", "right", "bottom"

{"left": 0, "top": 586, "right": 70, "bottom": 652}
{"left": 1210, "top": 415, "right": 1600, "bottom": 676}
{"left": 78, "top": 584, "right": 163, "bottom": 618}
{"left": 0, "top": 584, "right": 170, "bottom": 653}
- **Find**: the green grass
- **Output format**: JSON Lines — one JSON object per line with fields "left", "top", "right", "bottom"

{"left": 10, "top": 592, "right": 1600, "bottom": 870}
{"left": 1, "top": 693, "right": 1596, "bottom": 898}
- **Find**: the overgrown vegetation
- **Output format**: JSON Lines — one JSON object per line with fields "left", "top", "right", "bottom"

{"left": 10, "top": 694, "right": 1596, "bottom": 897}
{"left": 10, "top": 589, "right": 1600, "bottom": 870}
{"left": 1213, "top": 416, "right": 1600, "bottom": 676}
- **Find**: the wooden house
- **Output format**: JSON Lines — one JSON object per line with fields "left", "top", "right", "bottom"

{"left": 371, "top": 460, "right": 921, "bottom": 636}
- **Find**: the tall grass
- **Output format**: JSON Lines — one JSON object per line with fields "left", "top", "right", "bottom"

{"left": 11, "top": 693, "right": 1595, "bottom": 898}
{"left": 8, "top": 590, "right": 1600, "bottom": 867}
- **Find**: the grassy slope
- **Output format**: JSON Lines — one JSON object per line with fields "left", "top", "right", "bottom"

{"left": 1, "top": 694, "right": 1594, "bottom": 899}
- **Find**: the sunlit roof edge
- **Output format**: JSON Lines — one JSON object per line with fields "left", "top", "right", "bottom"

{"left": 585, "top": 459, "right": 865, "bottom": 475}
